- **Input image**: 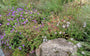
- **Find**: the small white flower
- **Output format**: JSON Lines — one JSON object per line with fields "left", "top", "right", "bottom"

{"left": 55, "top": 32, "right": 57, "bottom": 34}
{"left": 68, "top": 42, "right": 73, "bottom": 44}
{"left": 70, "top": 38, "right": 74, "bottom": 41}
{"left": 62, "top": 25, "right": 65, "bottom": 28}
{"left": 66, "top": 24, "right": 69, "bottom": 27}
{"left": 42, "top": 36, "right": 48, "bottom": 42}
{"left": 59, "top": 31, "right": 62, "bottom": 34}
{"left": 63, "top": 20, "right": 66, "bottom": 22}
{"left": 42, "top": 36, "right": 44, "bottom": 38}
{"left": 76, "top": 42, "right": 82, "bottom": 48}
{"left": 57, "top": 23, "right": 59, "bottom": 26}
{"left": 83, "top": 22, "right": 86, "bottom": 27}
{"left": 67, "top": 22, "right": 70, "bottom": 25}
{"left": 43, "top": 39, "right": 46, "bottom": 42}
{"left": 81, "top": 51, "right": 85, "bottom": 54}
{"left": 57, "top": 21, "right": 60, "bottom": 26}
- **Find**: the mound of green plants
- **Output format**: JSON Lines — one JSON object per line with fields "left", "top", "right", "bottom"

{"left": 34, "top": 0, "right": 74, "bottom": 13}
{"left": 0, "top": 3, "right": 74, "bottom": 55}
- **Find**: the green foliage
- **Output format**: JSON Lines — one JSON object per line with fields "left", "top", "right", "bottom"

{"left": 12, "top": 49, "right": 26, "bottom": 56}
{"left": 35, "top": 0, "right": 74, "bottom": 13}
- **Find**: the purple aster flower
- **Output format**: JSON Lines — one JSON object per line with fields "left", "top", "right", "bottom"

{"left": 43, "top": 18, "right": 46, "bottom": 20}
{"left": 0, "top": 23, "right": 2, "bottom": 26}
{"left": 7, "top": 23, "right": 10, "bottom": 25}
{"left": 9, "top": 46, "right": 11, "bottom": 49}
{"left": 40, "top": 25, "right": 42, "bottom": 28}
{"left": 0, "top": 15, "right": 1, "bottom": 16}
{"left": 31, "top": 50, "right": 34, "bottom": 53}
{"left": 26, "top": 20, "right": 28, "bottom": 22}
{"left": 18, "top": 47, "right": 22, "bottom": 50}
{"left": 22, "top": 44, "right": 25, "bottom": 47}
{"left": 1, "top": 36, "right": 4, "bottom": 39}
{"left": 13, "top": 26, "right": 15, "bottom": 28}
{"left": 32, "top": 20, "right": 37, "bottom": 23}
{"left": 22, "top": 18, "right": 24, "bottom": 19}
{"left": 24, "top": 21, "right": 26, "bottom": 24}
{"left": 37, "top": 13, "right": 39, "bottom": 15}
{"left": 7, "top": 44, "right": 9, "bottom": 46}
{"left": 7, "top": 19, "right": 10, "bottom": 21}
{"left": 17, "top": 18, "right": 18, "bottom": 21}
{"left": 4, "top": 42, "right": 6, "bottom": 44}
{"left": 1, "top": 41, "right": 4, "bottom": 44}
{"left": 12, "top": 7, "right": 14, "bottom": 9}
{"left": 19, "top": 32, "right": 21, "bottom": 35}
{"left": 12, "top": 11, "right": 16, "bottom": 14}
{"left": 30, "top": 12, "right": 32, "bottom": 14}
{"left": 30, "top": 16, "right": 32, "bottom": 18}
{"left": 12, "top": 14, "right": 15, "bottom": 16}
{"left": 20, "top": 15, "right": 23, "bottom": 17}
{"left": 33, "top": 26, "right": 35, "bottom": 28}
{"left": 12, "top": 29, "right": 14, "bottom": 31}
{"left": 15, "top": 23, "right": 17, "bottom": 25}
{"left": 16, "top": 30, "right": 17, "bottom": 32}
{"left": 11, "top": 9, "right": 13, "bottom": 11}
{"left": 4, "top": 33, "right": 6, "bottom": 36}
{"left": 11, "top": 18, "right": 14, "bottom": 21}
{"left": 21, "top": 12, "right": 23, "bottom": 14}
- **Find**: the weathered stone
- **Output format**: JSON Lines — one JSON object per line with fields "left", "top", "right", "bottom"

{"left": 36, "top": 38, "right": 77, "bottom": 56}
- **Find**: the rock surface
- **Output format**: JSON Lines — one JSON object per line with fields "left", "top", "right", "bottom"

{"left": 0, "top": 35, "right": 5, "bottom": 56}
{"left": 36, "top": 38, "right": 77, "bottom": 56}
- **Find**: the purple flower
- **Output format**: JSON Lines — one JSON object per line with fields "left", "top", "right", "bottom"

{"left": 30, "top": 12, "right": 32, "bottom": 14}
{"left": 7, "top": 19, "right": 10, "bottom": 21}
{"left": 4, "top": 42, "right": 6, "bottom": 44}
{"left": 19, "top": 32, "right": 21, "bottom": 35}
{"left": 4, "top": 33, "right": 6, "bottom": 36}
{"left": 32, "top": 20, "right": 37, "bottom": 23}
{"left": 24, "top": 21, "right": 26, "bottom": 24}
{"left": 12, "top": 7, "right": 14, "bottom": 9}
{"left": 33, "top": 26, "right": 36, "bottom": 28}
{"left": 30, "top": 16, "right": 32, "bottom": 18}
{"left": 22, "top": 44, "right": 25, "bottom": 47}
{"left": 0, "top": 15, "right": 2, "bottom": 17}
{"left": 9, "top": 46, "right": 11, "bottom": 49}
{"left": 21, "top": 12, "right": 23, "bottom": 14}
{"left": 40, "top": 25, "right": 42, "bottom": 28}
{"left": 20, "top": 15, "right": 23, "bottom": 17}
{"left": 17, "top": 18, "right": 18, "bottom": 21}
{"left": 10, "top": 29, "right": 14, "bottom": 33}
{"left": 12, "top": 14, "right": 15, "bottom": 16}
{"left": 7, "top": 44, "right": 9, "bottom": 46}
{"left": 26, "top": 20, "right": 28, "bottom": 22}
{"left": 43, "top": 18, "right": 46, "bottom": 20}
{"left": 0, "top": 23, "right": 2, "bottom": 26}
{"left": 22, "top": 18, "right": 24, "bottom": 19}
{"left": 37, "top": 13, "right": 39, "bottom": 15}
{"left": 18, "top": 47, "right": 22, "bottom": 50}
{"left": 13, "top": 26, "right": 15, "bottom": 28}
{"left": 11, "top": 18, "right": 14, "bottom": 21}
{"left": 31, "top": 50, "right": 34, "bottom": 53}
{"left": 12, "top": 11, "right": 16, "bottom": 14}
{"left": 15, "top": 23, "right": 17, "bottom": 25}
{"left": 16, "top": 30, "right": 17, "bottom": 32}
{"left": 1, "top": 36, "right": 4, "bottom": 39}
{"left": 11, "top": 9, "right": 13, "bottom": 11}
{"left": 7, "top": 22, "right": 10, "bottom": 25}
{"left": 1, "top": 41, "right": 4, "bottom": 44}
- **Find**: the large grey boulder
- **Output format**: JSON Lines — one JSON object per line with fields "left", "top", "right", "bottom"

{"left": 36, "top": 38, "right": 77, "bottom": 56}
